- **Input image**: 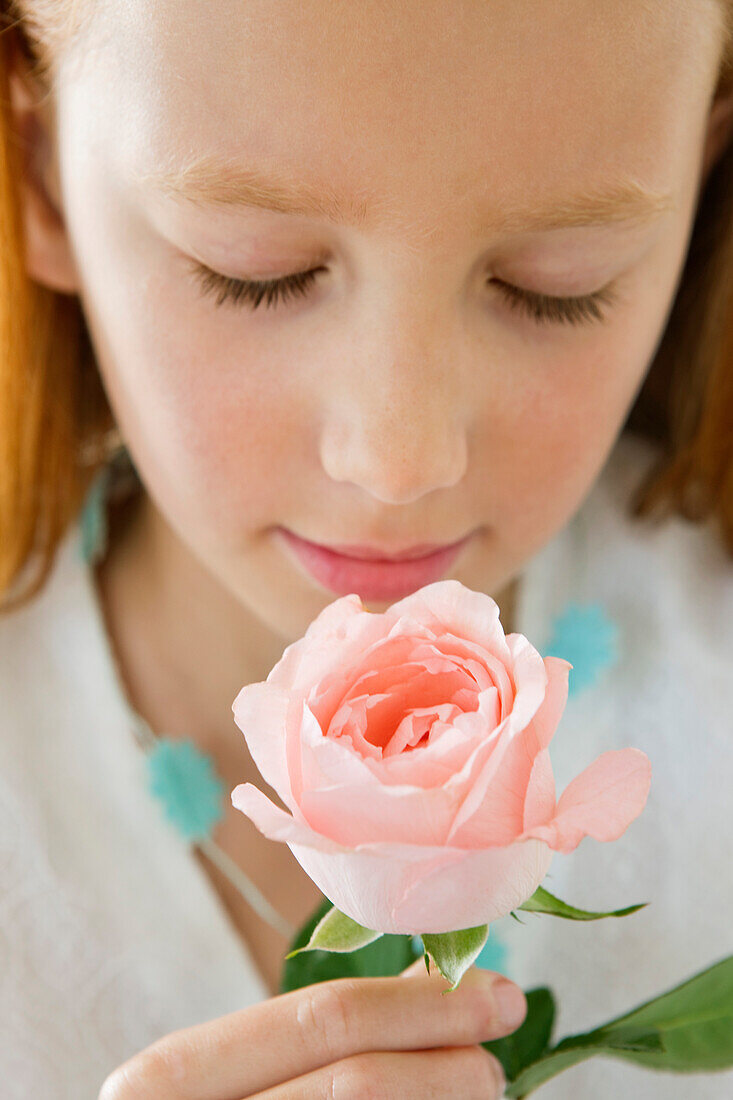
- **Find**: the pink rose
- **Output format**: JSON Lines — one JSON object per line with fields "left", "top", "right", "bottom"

{"left": 231, "top": 580, "right": 651, "bottom": 935}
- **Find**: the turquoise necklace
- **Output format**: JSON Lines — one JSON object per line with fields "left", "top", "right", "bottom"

{"left": 77, "top": 446, "right": 297, "bottom": 941}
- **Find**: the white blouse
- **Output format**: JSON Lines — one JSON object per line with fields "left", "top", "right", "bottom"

{"left": 0, "top": 428, "right": 731, "bottom": 1098}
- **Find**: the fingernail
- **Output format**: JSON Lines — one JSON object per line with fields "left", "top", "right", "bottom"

{"left": 492, "top": 979, "right": 527, "bottom": 1030}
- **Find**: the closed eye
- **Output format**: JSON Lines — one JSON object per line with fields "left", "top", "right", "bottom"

{"left": 187, "top": 258, "right": 325, "bottom": 312}
{"left": 186, "top": 257, "right": 619, "bottom": 327}
{"left": 490, "top": 278, "right": 619, "bottom": 326}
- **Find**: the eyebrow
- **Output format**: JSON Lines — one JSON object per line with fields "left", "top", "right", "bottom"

{"left": 138, "top": 155, "right": 676, "bottom": 233}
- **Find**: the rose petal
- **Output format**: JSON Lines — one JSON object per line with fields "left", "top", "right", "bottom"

{"left": 305, "top": 629, "right": 436, "bottom": 731}
{"left": 299, "top": 779, "right": 458, "bottom": 846}
{"left": 267, "top": 598, "right": 389, "bottom": 694}
{"left": 384, "top": 702, "right": 462, "bottom": 757}
{"left": 445, "top": 657, "right": 571, "bottom": 845}
{"left": 301, "top": 714, "right": 514, "bottom": 847}
{"left": 360, "top": 692, "right": 499, "bottom": 788}
{"left": 300, "top": 701, "right": 380, "bottom": 789}
{"left": 231, "top": 782, "right": 345, "bottom": 852}
{"left": 384, "top": 612, "right": 445, "bottom": 644}
{"left": 446, "top": 717, "right": 526, "bottom": 846}
{"left": 390, "top": 837, "right": 553, "bottom": 933}
{"left": 232, "top": 781, "right": 553, "bottom": 933}
{"left": 522, "top": 747, "right": 652, "bottom": 853}
{"left": 522, "top": 748, "right": 556, "bottom": 831}
{"left": 522, "top": 654, "right": 573, "bottom": 751}
{"left": 337, "top": 659, "right": 475, "bottom": 754}
{"left": 302, "top": 592, "right": 364, "bottom": 641}
{"left": 298, "top": 715, "right": 509, "bottom": 847}
{"left": 384, "top": 579, "right": 512, "bottom": 664}
{"left": 231, "top": 681, "right": 300, "bottom": 809}
{"left": 503, "top": 633, "right": 550, "bottom": 732}
{"left": 436, "top": 632, "right": 515, "bottom": 713}
{"left": 289, "top": 833, "right": 553, "bottom": 934}
{"left": 326, "top": 694, "right": 384, "bottom": 759}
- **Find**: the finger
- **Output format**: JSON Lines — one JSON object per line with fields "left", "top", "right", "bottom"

{"left": 248, "top": 1044, "right": 506, "bottom": 1100}
{"left": 399, "top": 955, "right": 431, "bottom": 977}
{"left": 99, "top": 968, "right": 524, "bottom": 1100}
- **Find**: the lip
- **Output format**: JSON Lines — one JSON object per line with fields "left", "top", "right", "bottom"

{"left": 322, "top": 540, "right": 455, "bottom": 561}
{"left": 274, "top": 527, "right": 475, "bottom": 601}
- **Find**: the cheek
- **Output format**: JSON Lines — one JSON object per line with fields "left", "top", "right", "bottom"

{"left": 86, "top": 263, "right": 308, "bottom": 542}
{"left": 487, "top": 198, "right": 699, "bottom": 556}
{"left": 64, "top": 167, "right": 312, "bottom": 546}
{"left": 141, "top": 336, "right": 310, "bottom": 538}
{"left": 484, "top": 205, "right": 697, "bottom": 557}
{"left": 484, "top": 313, "right": 659, "bottom": 551}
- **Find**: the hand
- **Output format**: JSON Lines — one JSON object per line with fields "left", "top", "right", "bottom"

{"left": 98, "top": 958, "right": 526, "bottom": 1098}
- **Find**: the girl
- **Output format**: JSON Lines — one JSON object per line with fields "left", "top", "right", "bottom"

{"left": 0, "top": 1, "right": 731, "bottom": 1096}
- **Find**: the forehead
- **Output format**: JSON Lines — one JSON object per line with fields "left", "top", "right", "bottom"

{"left": 73, "top": 0, "right": 724, "bottom": 225}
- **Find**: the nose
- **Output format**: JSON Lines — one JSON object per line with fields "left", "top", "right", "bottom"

{"left": 319, "top": 312, "right": 469, "bottom": 506}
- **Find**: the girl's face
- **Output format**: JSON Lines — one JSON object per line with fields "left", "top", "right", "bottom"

{"left": 25, "top": 1, "right": 730, "bottom": 640}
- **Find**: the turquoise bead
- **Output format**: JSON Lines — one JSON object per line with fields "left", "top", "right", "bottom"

{"left": 145, "top": 736, "right": 226, "bottom": 843}
{"left": 543, "top": 601, "right": 618, "bottom": 696}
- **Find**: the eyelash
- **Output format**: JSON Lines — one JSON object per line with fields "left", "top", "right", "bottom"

{"left": 187, "top": 259, "right": 618, "bottom": 327}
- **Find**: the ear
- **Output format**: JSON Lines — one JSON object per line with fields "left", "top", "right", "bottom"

{"left": 700, "top": 71, "right": 733, "bottom": 185}
{"left": 6, "top": 32, "right": 80, "bottom": 294}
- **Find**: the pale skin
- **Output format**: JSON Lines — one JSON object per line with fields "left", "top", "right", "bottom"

{"left": 9, "top": 0, "right": 733, "bottom": 1096}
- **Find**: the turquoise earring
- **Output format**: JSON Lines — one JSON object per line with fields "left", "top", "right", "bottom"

{"left": 77, "top": 426, "right": 135, "bottom": 565}
{"left": 78, "top": 462, "right": 115, "bottom": 565}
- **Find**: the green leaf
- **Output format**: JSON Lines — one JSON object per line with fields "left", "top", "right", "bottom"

{"left": 506, "top": 1030, "right": 664, "bottom": 1098}
{"left": 552, "top": 1026, "right": 665, "bottom": 1055}
{"left": 421, "top": 924, "right": 489, "bottom": 993}
{"left": 590, "top": 952, "right": 733, "bottom": 1073}
{"left": 483, "top": 987, "right": 556, "bottom": 1081}
{"left": 518, "top": 884, "right": 647, "bottom": 921}
{"left": 284, "top": 904, "right": 383, "bottom": 960}
{"left": 279, "top": 895, "right": 416, "bottom": 995}
{"left": 505, "top": 953, "right": 733, "bottom": 1097}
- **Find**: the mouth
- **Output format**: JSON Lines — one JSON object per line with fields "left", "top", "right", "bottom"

{"left": 273, "top": 526, "right": 476, "bottom": 601}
